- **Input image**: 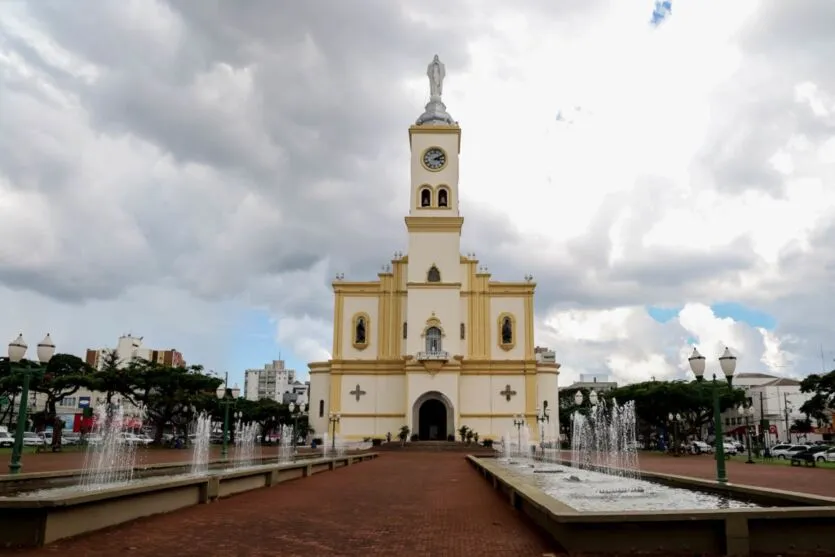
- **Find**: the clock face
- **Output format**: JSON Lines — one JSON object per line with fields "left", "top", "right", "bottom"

{"left": 422, "top": 147, "right": 447, "bottom": 171}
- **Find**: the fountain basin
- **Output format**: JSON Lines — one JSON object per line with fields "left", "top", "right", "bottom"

{"left": 0, "top": 453, "right": 377, "bottom": 548}
{"left": 469, "top": 456, "right": 835, "bottom": 556}
{"left": 0, "top": 453, "right": 330, "bottom": 497}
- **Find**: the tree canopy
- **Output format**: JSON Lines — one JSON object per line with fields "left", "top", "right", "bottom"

{"left": 799, "top": 369, "right": 835, "bottom": 424}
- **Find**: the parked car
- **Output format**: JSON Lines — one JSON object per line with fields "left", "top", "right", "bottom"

{"left": 722, "top": 442, "right": 738, "bottom": 456}
{"left": 690, "top": 441, "right": 712, "bottom": 454}
{"left": 791, "top": 445, "right": 828, "bottom": 466}
{"left": 22, "top": 432, "right": 44, "bottom": 447}
{"left": 814, "top": 446, "right": 835, "bottom": 463}
{"left": 62, "top": 433, "right": 81, "bottom": 446}
{"left": 0, "top": 431, "right": 13, "bottom": 448}
{"left": 772, "top": 444, "right": 810, "bottom": 459}
{"left": 119, "top": 433, "right": 152, "bottom": 446}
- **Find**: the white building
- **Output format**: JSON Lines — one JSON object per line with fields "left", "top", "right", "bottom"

{"left": 308, "top": 56, "right": 560, "bottom": 442}
{"left": 85, "top": 334, "right": 185, "bottom": 370}
{"left": 244, "top": 360, "right": 296, "bottom": 402}
{"left": 725, "top": 372, "right": 823, "bottom": 444}
{"left": 569, "top": 374, "right": 619, "bottom": 393}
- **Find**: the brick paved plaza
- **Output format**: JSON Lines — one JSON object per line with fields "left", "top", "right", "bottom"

{"left": 10, "top": 452, "right": 558, "bottom": 557}
{"left": 4, "top": 449, "right": 834, "bottom": 556}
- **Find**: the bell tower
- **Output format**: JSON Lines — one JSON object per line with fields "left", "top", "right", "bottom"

{"left": 404, "top": 55, "right": 465, "bottom": 357}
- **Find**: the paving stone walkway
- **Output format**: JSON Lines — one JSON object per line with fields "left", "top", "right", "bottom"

{"left": 14, "top": 452, "right": 558, "bottom": 557}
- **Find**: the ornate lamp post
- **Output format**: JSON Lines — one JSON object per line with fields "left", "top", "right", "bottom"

{"left": 289, "top": 402, "right": 308, "bottom": 453}
{"left": 535, "top": 401, "right": 550, "bottom": 450}
{"left": 8, "top": 334, "right": 55, "bottom": 474}
{"left": 512, "top": 413, "right": 525, "bottom": 457}
{"left": 688, "top": 346, "right": 737, "bottom": 484}
{"left": 574, "top": 389, "right": 599, "bottom": 408}
{"left": 216, "top": 375, "right": 235, "bottom": 460}
{"left": 738, "top": 405, "right": 755, "bottom": 464}
{"left": 668, "top": 413, "right": 682, "bottom": 456}
{"left": 328, "top": 412, "right": 341, "bottom": 451}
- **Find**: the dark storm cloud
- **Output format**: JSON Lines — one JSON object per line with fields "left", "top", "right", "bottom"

{"left": 2, "top": 0, "right": 473, "bottom": 303}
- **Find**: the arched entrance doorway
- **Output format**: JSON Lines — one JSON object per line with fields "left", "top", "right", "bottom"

{"left": 412, "top": 391, "right": 454, "bottom": 441}
{"left": 418, "top": 399, "right": 447, "bottom": 440}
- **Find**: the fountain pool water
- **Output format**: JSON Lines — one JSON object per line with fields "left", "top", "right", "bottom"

{"left": 190, "top": 413, "right": 212, "bottom": 476}
{"left": 495, "top": 459, "right": 765, "bottom": 512}
{"left": 79, "top": 403, "right": 139, "bottom": 490}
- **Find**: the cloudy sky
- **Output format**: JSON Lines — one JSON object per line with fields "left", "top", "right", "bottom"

{"left": 2, "top": 0, "right": 834, "bottom": 388}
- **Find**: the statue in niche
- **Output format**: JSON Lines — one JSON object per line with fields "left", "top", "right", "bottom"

{"left": 421, "top": 189, "right": 431, "bottom": 207}
{"left": 403, "top": 322, "right": 408, "bottom": 339}
{"left": 427, "top": 265, "right": 441, "bottom": 283}
{"left": 438, "top": 189, "right": 448, "bottom": 207}
{"left": 355, "top": 317, "right": 366, "bottom": 344}
{"left": 501, "top": 317, "right": 513, "bottom": 344}
{"left": 460, "top": 323, "right": 465, "bottom": 340}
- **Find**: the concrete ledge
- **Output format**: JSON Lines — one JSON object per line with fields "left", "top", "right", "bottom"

{"left": 468, "top": 456, "right": 835, "bottom": 556}
{"left": 0, "top": 453, "right": 378, "bottom": 548}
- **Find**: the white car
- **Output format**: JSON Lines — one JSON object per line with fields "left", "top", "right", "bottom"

{"left": 119, "top": 433, "right": 152, "bottom": 446}
{"left": 691, "top": 441, "right": 712, "bottom": 454}
{"left": 22, "top": 432, "right": 44, "bottom": 447}
{"left": 815, "top": 447, "right": 835, "bottom": 463}
{"left": 0, "top": 431, "right": 13, "bottom": 448}
{"left": 721, "top": 442, "right": 738, "bottom": 455}
{"left": 772, "top": 444, "right": 810, "bottom": 459}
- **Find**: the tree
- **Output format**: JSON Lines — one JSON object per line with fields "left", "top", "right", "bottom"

{"left": 29, "top": 354, "right": 93, "bottom": 449}
{"left": 605, "top": 380, "right": 747, "bottom": 443}
{"left": 799, "top": 370, "right": 835, "bottom": 425}
{"left": 125, "top": 359, "right": 222, "bottom": 444}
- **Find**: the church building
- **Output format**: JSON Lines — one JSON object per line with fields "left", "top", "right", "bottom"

{"left": 308, "top": 56, "right": 560, "bottom": 442}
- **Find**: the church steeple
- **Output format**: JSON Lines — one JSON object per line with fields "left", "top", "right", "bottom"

{"left": 407, "top": 55, "right": 462, "bottom": 221}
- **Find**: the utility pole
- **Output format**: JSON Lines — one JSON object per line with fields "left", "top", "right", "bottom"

{"left": 759, "top": 391, "right": 768, "bottom": 448}
{"left": 783, "top": 392, "right": 791, "bottom": 443}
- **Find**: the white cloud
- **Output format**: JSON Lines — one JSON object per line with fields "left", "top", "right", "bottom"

{"left": 539, "top": 303, "right": 799, "bottom": 388}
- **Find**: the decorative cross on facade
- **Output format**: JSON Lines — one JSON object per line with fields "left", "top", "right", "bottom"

{"left": 350, "top": 384, "right": 367, "bottom": 402}
{"left": 500, "top": 384, "right": 517, "bottom": 402}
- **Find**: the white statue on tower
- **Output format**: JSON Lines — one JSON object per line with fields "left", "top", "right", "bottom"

{"left": 416, "top": 54, "right": 455, "bottom": 126}
{"left": 427, "top": 54, "right": 445, "bottom": 99}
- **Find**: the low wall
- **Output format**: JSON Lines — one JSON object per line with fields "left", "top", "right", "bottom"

{"left": 468, "top": 456, "right": 835, "bottom": 557}
{"left": 0, "top": 453, "right": 377, "bottom": 548}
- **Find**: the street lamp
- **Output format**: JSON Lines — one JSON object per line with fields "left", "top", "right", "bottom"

{"left": 289, "top": 402, "right": 308, "bottom": 453}
{"left": 574, "top": 389, "right": 599, "bottom": 408}
{"left": 8, "top": 333, "right": 55, "bottom": 474}
{"left": 668, "top": 413, "right": 682, "bottom": 457}
{"left": 512, "top": 414, "right": 525, "bottom": 457}
{"left": 328, "top": 412, "right": 341, "bottom": 451}
{"left": 738, "top": 405, "right": 755, "bottom": 464}
{"left": 216, "top": 376, "right": 235, "bottom": 460}
{"left": 535, "top": 402, "right": 550, "bottom": 451}
{"left": 689, "top": 346, "right": 737, "bottom": 484}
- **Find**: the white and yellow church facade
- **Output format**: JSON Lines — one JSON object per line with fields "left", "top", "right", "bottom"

{"left": 309, "top": 57, "right": 560, "bottom": 442}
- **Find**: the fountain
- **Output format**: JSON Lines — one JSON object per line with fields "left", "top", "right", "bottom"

{"left": 570, "top": 398, "right": 639, "bottom": 478}
{"left": 278, "top": 424, "right": 294, "bottom": 464}
{"left": 190, "top": 412, "right": 212, "bottom": 476}
{"left": 79, "top": 403, "right": 139, "bottom": 490}
{"left": 234, "top": 420, "right": 259, "bottom": 468}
